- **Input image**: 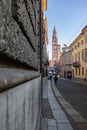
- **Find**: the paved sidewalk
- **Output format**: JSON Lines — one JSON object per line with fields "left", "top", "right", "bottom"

{"left": 41, "top": 80, "right": 74, "bottom": 130}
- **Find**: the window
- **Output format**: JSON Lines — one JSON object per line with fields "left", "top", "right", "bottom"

{"left": 78, "top": 68, "right": 80, "bottom": 75}
{"left": 83, "top": 50, "right": 87, "bottom": 61}
{"left": 78, "top": 42, "right": 80, "bottom": 47}
{"left": 75, "top": 45, "right": 77, "bottom": 49}
{"left": 78, "top": 52, "right": 80, "bottom": 61}
{"left": 82, "top": 67, "right": 84, "bottom": 75}
{"left": 85, "top": 34, "right": 87, "bottom": 43}
{"left": 81, "top": 40, "right": 84, "bottom": 45}
{"left": 85, "top": 51, "right": 87, "bottom": 61}
{"left": 75, "top": 53, "right": 77, "bottom": 61}
{"left": 82, "top": 50, "right": 84, "bottom": 61}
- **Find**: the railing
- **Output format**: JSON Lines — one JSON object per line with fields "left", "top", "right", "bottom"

{"left": 73, "top": 61, "right": 80, "bottom": 67}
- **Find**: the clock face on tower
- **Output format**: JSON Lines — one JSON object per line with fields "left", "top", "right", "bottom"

{"left": 53, "top": 38, "right": 57, "bottom": 42}
{"left": 53, "top": 41, "right": 56, "bottom": 45}
{"left": 53, "top": 45, "right": 57, "bottom": 50}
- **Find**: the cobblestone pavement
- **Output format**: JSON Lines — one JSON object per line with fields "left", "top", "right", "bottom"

{"left": 41, "top": 80, "right": 74, "bottom": 130}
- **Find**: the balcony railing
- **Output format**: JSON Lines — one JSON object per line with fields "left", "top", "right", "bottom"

{"left": 73, "top": 61, "right": 80, "bottom": 67}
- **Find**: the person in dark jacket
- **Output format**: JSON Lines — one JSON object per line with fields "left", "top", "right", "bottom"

{"left": 54, "top": 74, "right": 58, "bottom": 85}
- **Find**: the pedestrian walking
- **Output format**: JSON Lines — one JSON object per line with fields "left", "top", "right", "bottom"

{"left": 54, "top": 74, "right": 58, "bottom": 85}
{"left": 50, "top": 75, "right": 52, "bottom": 80}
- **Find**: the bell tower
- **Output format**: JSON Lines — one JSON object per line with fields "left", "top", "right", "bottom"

{"left": 52, "top": 26, "right": 58, "bottom": 60}
{"left": 49, "top": 26, "right": 61, "bottom": 71}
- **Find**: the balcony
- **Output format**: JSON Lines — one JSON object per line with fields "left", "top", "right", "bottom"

{"left": 73, "top": 61, "right": 80, "bottom": 67}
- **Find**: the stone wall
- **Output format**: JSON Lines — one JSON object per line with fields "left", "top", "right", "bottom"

{"left": 0, "top": 0, "right": 41, "bottom": 70}
{"left": 42, "top": 44, "right": 49, "bottom": 77}
{"left": 0, "top": 75, "right": 41, "bottom": 130}
{"left": 0, "top": 1, "right": 42, "bottom": 130}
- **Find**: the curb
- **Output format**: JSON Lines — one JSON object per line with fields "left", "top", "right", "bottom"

{"left": 61, "top": 77, "right": 87, "bottom": 85}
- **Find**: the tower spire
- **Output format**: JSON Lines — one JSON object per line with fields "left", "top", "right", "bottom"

{"left": 53, "top": 26, "right": 57, "bottom": 35}
{"left": 53, "top": 26, "right": 58, "bottom": 39}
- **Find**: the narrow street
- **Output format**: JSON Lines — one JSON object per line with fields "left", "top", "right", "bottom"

{"left": 56, "top": 78, "right": 87, "bottom": 120}
{"left": 1, "top": 0, "right": 87, "bottom": 130}
{"left": 41, "top": 80, "right": 74, "bottom": 130}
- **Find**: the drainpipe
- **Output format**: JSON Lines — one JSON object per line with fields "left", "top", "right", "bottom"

{"left": 39, "top": 0, "right": 43, "bottom": 130}
{"left": 40, "top": 0, "right": 43, "bottom": 74}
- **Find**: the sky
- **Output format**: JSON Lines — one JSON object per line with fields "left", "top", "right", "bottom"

{"left": 44, "top": 0, "right": 87, "bottom": 59}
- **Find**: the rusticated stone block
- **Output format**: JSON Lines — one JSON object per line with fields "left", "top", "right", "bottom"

{"left": 31, "top": 0, "right": 36, "bottom": 12}
{"left": 24, "top": 0, "right": 36, "bottom": 32}
{"left": 0, "top": 18, "right": 38, "bottom": 68}
{"left": 12, "top": 0, "right": 36, "bottom": 50}
{"left": 0, "top": 0, "right": 41, "bottom": 69}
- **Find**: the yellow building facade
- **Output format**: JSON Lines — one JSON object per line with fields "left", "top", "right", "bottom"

{"left": 70, "top": 26, "right": 87, "bottom": 82}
